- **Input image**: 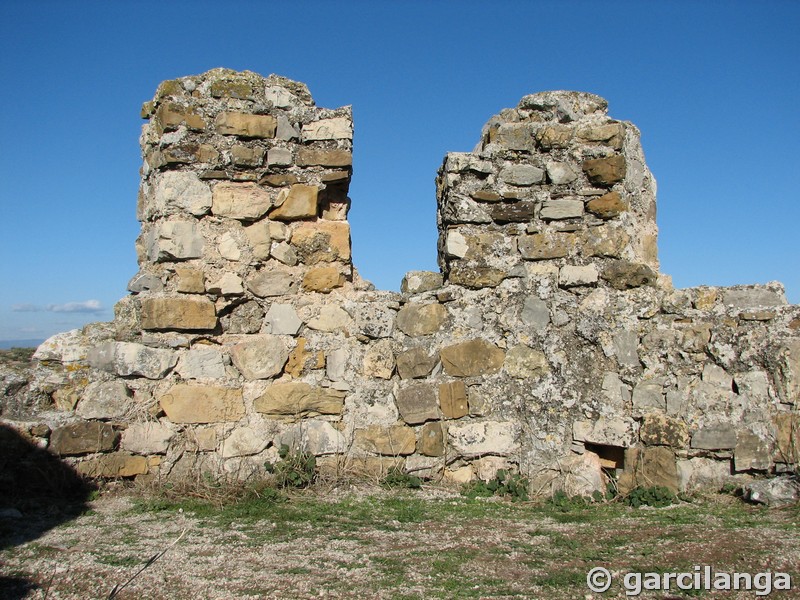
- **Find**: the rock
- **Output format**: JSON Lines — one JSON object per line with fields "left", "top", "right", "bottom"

{"left": 540, "top": 199, "right": 584, "bottom": 220}
{"left": 363, "top": 339, "right": 395, "bottom": 379}
{"left": 217, "top": 232, "right": 241, "bottom": 261}
{"left": 744, "top": 476, "right": 800, "bottom": 507}
{"left": 734, "top": 430, "right": 772, "bottom": 472}
{"left": 88, "top": 341, "right": 178, "bottom": 379}
{"left": 76, "top": 381, "right": 132, "bottom": 420}
{"left": 221, "top": 427, "right": 269, "bottom": 458}
{"left": 207, "top": 273, "right": 244, "bottom": 296}
{"left": 521, "top": 297, "right": 550, "bottom": 333}
{"left": 576, "top": 122, "right": 624, "bottom": 148}
{"left": 302, "top": 266, "right": 345, "bottom": 293}
{"left": 159, "top": 384, "right": 245, "bottom": 423}
{"left": 302, "top": 117, "right": 352, "bottom": 140}
{"left": 264, "top": 303, "right": 302, "bottom": 335}
{"left": 440, "top": 339, "right": 505, "bottom": 377}
{"left": 601, "top": 261, "right": 657, "bottom": 290}
{"left": 244, "top": 221, "right": 271, "bottom": 259}
{"left": 518, "top": 232, "right": 575, "bottom": 260}
{"left": 122, "top": 422, "right": 175, "bottom": 454}
{"left": 229, "top": 335, "right": 290, "bottom": 380}
{"left": 270, "top": 184, "right": 319, "bottom": 221}
{"left": 221, "top": 300, "right": 264, "bottom": 334}
{"left": 212, "top": 182, "right": 273, "bottom": 220}
{"left": 573, "top": 417, "right": 637, "bottom": 447}
{"left": 419, "top": 422, "right": 445, "bottom": 457}
{"left": 618, "top": 446, "right": 679, "bottom": 494}
{"left": 395, "top": 303, "right": 448, "bottom": 337}
{"left": 559, "top": 264, "right": 598, "bottom": 288}
{"left": 448, "top": 421, "right": 518, "bottom": 457}
{"left": 147, "top": 221, "right": 204, "bottom": 261}
{"left": 396, "top": 347, "right": 438, "bottom": 380}
{"left": 552, "top": 452, "right": 605, "bottom": 498}
{"left": 586, "top": 191, "right": 627, "bottom": 218}
{"left": 448, "top": 266, "right": 506, "bottom": 289}
{"left": 307, "top": 304, "right": 351, "bottom": 332}
{"left": 127, "top": 272, "right": 164, "bottom": 294}
{"left": 254, "top": 382, "right": 345, "bottom": 418}
{"left": 400, "top": 271, "right": 443, "bottom": 294}
{"left": 140, "top": 296, "right": 217, "bottom": 331}
{"left": 439, "top": 381, "right": 469, "bottom": 419}
{"left": 580, "top": 225, "right": 630, "bottom": 258}
{"left": 546, "top": 162, "right": 579, "bottom": 184}
{"left": 493, "top": 122, "right": 535, "bottom": 150}
{"left": 640, "top": 414, "right": 689, "bottom": 448}
{"left": 176, "top": 346, "right": 226, "bottom": 379}
{"left": 153, "top": 171, "right": 212, "bottom": 217}
{"left": 175, "top": 267, "right": 205, "bottom": 293}
{"left": 498, "top": 164, "right": 544, "bottom": 186}
{"left": 582, "top": 155, "right": 626, "bottom": 186}
{"left": 396, "top": 382, "right": 438, "bottom": 424}
{"left": 296, "top": 147, "right": 352, "bottom": 167}
{"left": 247, "top": 270, "right": 299, "bottom": 298}
{"left": 504, "top": 344, "right": 549, "bottom": 379}
{"left": 691, "top": 424, "right": 737, "bottom": 450}
{"left": 77, "top": 453, "right": 148, "bottom": 478}
{"left": 50, "top": 421, "right": 119, "bottom": 456}
{"left": 354, "top": 424, "right": 416, "bottom": 455}
{"left": 214, "top": 112, "right": 276, "bottom": 138}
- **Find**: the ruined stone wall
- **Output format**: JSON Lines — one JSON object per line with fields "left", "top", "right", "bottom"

{"left": 2, "top": 69, "right": 798, "bottom": 496}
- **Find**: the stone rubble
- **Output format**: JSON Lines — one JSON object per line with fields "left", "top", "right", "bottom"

{"left": 1, "top": 70, "right": 798, "bottom": 497}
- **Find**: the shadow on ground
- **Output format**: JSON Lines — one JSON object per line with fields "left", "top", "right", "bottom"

{"left": 0, "top": 423, "right": 96, "bottom": 599}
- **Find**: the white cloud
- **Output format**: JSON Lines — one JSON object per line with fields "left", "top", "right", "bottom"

{"left": 10, "top": 299, "right": 106, "bottom": 314}
{"left": 11, "top": 303, "right": 44, "bottom": 312}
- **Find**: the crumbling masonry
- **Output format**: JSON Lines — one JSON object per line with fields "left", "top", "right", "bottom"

{"left": 3, "top": 69, "right": 799, "bottom": 496}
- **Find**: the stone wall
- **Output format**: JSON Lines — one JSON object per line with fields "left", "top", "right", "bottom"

{"left": 2, "top": 69, "right": 798, "bottom": 496}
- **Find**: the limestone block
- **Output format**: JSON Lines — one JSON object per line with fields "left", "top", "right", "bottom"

{"left": 632, "top": 378, "right": 666, "bottom": 412}
{"left": 88, "top": 341, "right": 178, "bottom": 379}
{"left": 396, "top": 347, "right": 438, "bottom": 380}
{"left": 175, "top": 267, "right": 205, "bottom": 293}
{"left": 618, "top": 446, "right": 679, "bottom": 494}
{"left": 50, "top": 421, "right": 119, "bottom": 456}
{"left": 210, "top": 79, "right": 254, "bottom": 99}
{"left": 76, "top": 452, "right": 148, "bottom": 478}
{"left": 546, "top": 162, "right": 579, "bottom": 185}
{"left": 254, "top": 382, "right": 344, "bottom": 419}
{"left": 221, "top": 427, "right": 269, "bottom": 458}
{"left": 354, "top": 424, "right": 416, "bottom": 456}
{"left": 153, "top": 171, "right": 212, "bottom": 217}
{"left": 498, "top": 164, "right": 544, "bottom": 186}
{"left": 535, "top": 124, "right": 573, "bottom": 149}
{"left": 445, "top": 230, "right": 468, "bottom": 258}
{"left": 601, "top": 261, "right": 657, "bottom": 290}
{"left": 734, "top": 430, "right": 772, "bottom": 472}
{"left": 264, "top": 303, "right": 302, "bottom": 335}
{"left": 448, "top": 266, "right": 506, "bottom": 289}
{"left": 326, "top": 347, "right": 348, "bottom": 381}
{"left": 582, "top": 155, "right": 626, "bottom": 186}
{"left": 504, "top": 345, "right": 549, "bottom": 379}
{"left": 573, "top": 417, "right": 637, "bottom": 447}
{"left": 440, "top": 339, "right": 505, "bottom": 377}
{"left": 247, "top": 270, "right": 298, "bottom": 297}
{"left": 396, "top": 382, "right": 438, "bottom": 424}
{"left": 540, "top": 199, "right": 583, "bottom": 220}
{"left": 559, "top": 265, "right": 598, "bottom": 288}
{"left": 229, "top": 335, "right": 290, "bottom": 379}
{"left": 271, "top": 184, "right": 319, "bottom": 221}
{"left": 218, "top": 232, "right": 241, "bottom": 261}
{"left": 353, "top": 303, "right": 395, "bottom": 338}
{"left": 231, "top": 145, "right": 266, "bottom": 167}
{"left": 207, "top": 273, "right": 244, "bottom": 296}
{"left": 613, "top": 331, "right": 640, "bottom": 368}
{"left": 744, "top": 477, "right": 800, "bottom": 507}
{"left": 639, "top": 414, "right": 689, "bottom": 448}
{"left": 176, "top": 346, "right": 226, "bottom": 379}
{"left": 576, "top": 122, "right": 624, "bottom": 148}
{"left": 307, "top": 304, "right": 351, "bottom": 332}
{"left": 296, "top": 147, "right": 352, "bottom": 167}
{"left": 291, "top": 221, "right": 351, "bottom": 262}
{"left": 141, "top": 296, "right": 217, "bottom": 331}
{"left": 272, "top": 242, "right": 299, "bottom": 266}
{"left": 419, "top": 422, "right": 445, "bottom": 457}
{"left": 302, "top": 117, "right": 352, "bottom": 140}
{"left": 774, "top": 413, "right": 800, "bottom": 463}
{"left": 586, "top": 191, "right": 627, "bottom": 219}
{"left": 690, "top": 424, "right": 737, "bottom": 450}
{"left": 159, "top": 384, "right": 245, "bottom": 423}
{"left": 518, "top": 232, "right": 575, "bottom": 260}
{"left": 148, "top": 221, "right": 204, "bottom": 262}
{"left": 75, "top": 381, "right": 132, "bottom": 420}
{"left": 363, "top": 339, "right": 395, "bottom": 379}
{"left": 280, "top": 420, "right": 346, "bottom": 456}
{"left": 215, "top": 112, "right": 276, "bottom": 138}
{"left": 122, "top": 422, "right": 175, "bottom": 455}
{"left": 395, "top": 303, "right": 448, "bottom": 337}
{"left": 267, "top": 147, "right": 292, "bottom": 166}
{"left": 155, "top": 101, "right": 206, "bottom": 132}
{"left": 722, "top": 287, "right": 787, "bottom": 309}
{"left": 302, "top": 266, "right": 345, "bottom": 293}
{"left": 493, "top": 122, "right": 535, "bottom": 151}
{"left": 676, "top": 457, "right": 731, "bottom": 492}
{"left": 521, "top": 297, "right": 550, "bottom": 333}
{"left": 400, "top": 271, "right": 443, "bottom": 294}
{"left": 439, "top": 381, "right": 469, "bottom": 419}
{"left": 773, "top": 341, "right": 800, "bottom": 404}
{"left": 221, "top": 300, "right": 265, "bottom": 334}
{"left": 128, "top": 272, "right": 164, "bottom": 294}
{"left": 212, "top": 182, "right": 272, "bottom": 220}
{"left": 244, "top": 221, "right": 271, "bottom": 260}
{"left": 447, "top": 421, "right": 518, "bottom": 457}
{"left": 554, "top": 452, "right": 605, "bottom": 498}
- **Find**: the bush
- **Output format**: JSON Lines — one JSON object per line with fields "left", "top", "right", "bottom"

{"left": 462, "top": 469, "right": 529, "bottom": 502}
{"left": 622, "top": 486, "right": 677, "bottom": 508}
{"left": 265, "top": 445, "right": 316, "bottom": 489}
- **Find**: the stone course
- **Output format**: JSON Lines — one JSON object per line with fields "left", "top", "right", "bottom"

{"left": 2, "top": 70, "right": 798, "bottom": 495}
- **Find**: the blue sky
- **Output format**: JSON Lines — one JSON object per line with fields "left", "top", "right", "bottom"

{"left": 1, "top": 0, "right": 798, "bottom": 344}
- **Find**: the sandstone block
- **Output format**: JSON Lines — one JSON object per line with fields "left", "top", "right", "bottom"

{"left": 395, "top": 303, "right": 448, "bottom": 337}
{"left": 618, "top": 446, "right": 679, "bottom": 494}
{"left": 302, "top": 266, "right": 345, "bottom": 293}
{"left": 247, "top": 270, "right": 298, "bottom": 297}
{"left": 76, "top": 381, "right": 133, "bottom": 420}
{"left": 396, "top": 347, "right": 438, "bottom": 380}
{"left": 540, "top": 199, "right": 584, "bottom": 220}
{"left": 210, "top": 80, "right": 254, "bottom": 100}
{"left": 419, "top": 422, "right": 445, "bottom": 457}
{"left": 493, "top": 122, "right": 535, "bottom": 150}
{"left": 270, "top": 184, "right": 319, "bottom": 221}
{"left": 582, "top": 155, "right": 626, "bottom": 186}
{"left": 440, "top": 339, "right": 505, "bottom": 377}
{"left": 504, "top": 344, "right": 549, "bottom": 379}
{"left": 175, "top": 267, "right": 205, "bottom": 293}
{"left": 159, "top": 384, "right": 245, "bottom": 423}
{"left": 448, "top": 421, "right": 518, "bottom": 457}
{"left": 640, "top": 414, "right": 689, "bottom": 447}
{"left": 363, "top": 339, "right": 395, "bottom": 379}
{"left": 576, "top": 122, "right": 624, "bottom": 148}
{"left": 231, "top": 145, "right": 266, "bottom": 167}
{"left": 50, "top": 421, "right": 119, "bottom": 456}
{"left": 439, "top": 381, "right": 469, "bottom": 418}
{"left": 734, "top": 430, "right": 772, "bottom": 472}
{"left": 76, "top": 452, "right": 148, "bottom": 478}
{"left": 498, "top": 164, "right": 544, "bottom": 186}
{"left": 601, "top": 261, "right": 657, "bottom": 290}
{"left": 518, "top": 232, "right": 575, "bottom": 260}
{"left": 254, "top": 382, "right": 345, "bottom": 418}
{"left": 447, "top": 266, "right": 506, "bottom": 289}
{"left": 580, "top": 225, "right": 630, "bottom": 258}
{"left": 586, "top": 191, "right": 627, "bottom": 218}
{"left": 296, "top": 147, "right": 352, "bottom": 167}
{"left": 490, "top": 201, "right": 536, "bottom": 223}
{"left": 155, "top": 101, "right": 206, "bottom": 132}
{"left": 354, "top": 424, "right": 416, "bottom": 456}
{"left": 774, "top": 413, "right": 799, "bottom": 463}
{"left": 291, "top": 221, "right": 351, "bottom": 263}
{"left": 229, "top": 335, "right": 290, "bottom": 380}
{"left": 215, "top": 112, "right": 277, "bottom": 138}
{"left": 141, "top": 296, "right": 217, "bottom": 331}
{"left": 535, "top": 124, "right": 573, "bottom": 149}
{"left": 396, "top": 382, "right": 439, "bottom": 424}
{"left": 212, "top": 182, "right": 273, "bottom": 221}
